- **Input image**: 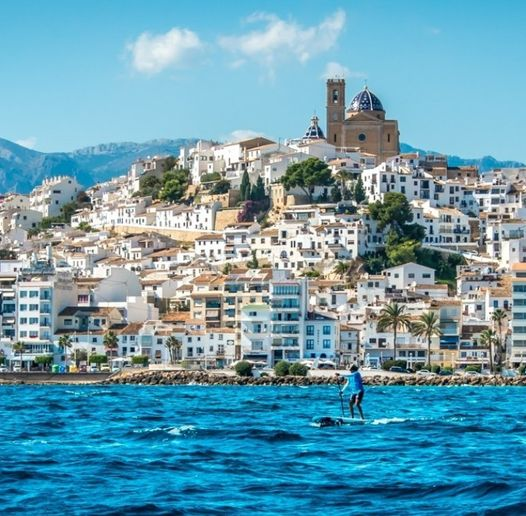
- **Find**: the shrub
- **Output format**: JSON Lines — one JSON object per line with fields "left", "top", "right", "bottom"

{"left": 519, "top": 364, "right": 526, "bottom": 376}
{"left": 289, "top": 363, "right": 308, "bottom": 377}
{"left": 89, "top": 354, "right": 108, "bottom": 365}
{"left": 132, "top": 355, "right": 149, "bottom": 366}
{"left": 431, "top": 365, "right": 441, "bottom": 374}
{"left": 235, "top": 360, "right": 253, "bottom": 377}
{"left": 274, "top": 360, "right": 290, "bottom": 376}
{"left": 414, "top": 363, "right": 424, "bottom": 371}
{"left": 381, "top": 359, "right": 407, "bottom": 371}
{"left": 465, "top": 365, "right": 481, "bottom": 373}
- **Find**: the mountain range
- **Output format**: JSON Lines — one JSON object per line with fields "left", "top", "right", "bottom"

{"left": 0, "top": 137, "right": 197, "bottom": 194}
{"left": 0, "top": 137, "right": 523, "bottom": 194}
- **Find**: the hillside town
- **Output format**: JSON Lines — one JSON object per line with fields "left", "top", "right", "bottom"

{"left": 0, "top": 80, "right": 522, "bottom": 374}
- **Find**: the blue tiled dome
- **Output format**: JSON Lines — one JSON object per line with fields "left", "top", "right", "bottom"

{"left": 303, "top": 115, "right": 325, "bottom": 140}
{"left": 348, "top": 86, "right": 384, "bottom": 112}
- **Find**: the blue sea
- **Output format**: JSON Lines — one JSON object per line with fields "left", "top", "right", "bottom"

{"left": 0, "top": 385, "right": 525, "bottom": 515}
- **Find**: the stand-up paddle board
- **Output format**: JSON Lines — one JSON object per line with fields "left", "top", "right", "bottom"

{"left": 312, "top": 416, "right": 366, "bottom": 427}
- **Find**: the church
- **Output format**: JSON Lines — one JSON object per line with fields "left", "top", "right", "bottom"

{"left": 326, "top": 79, "right": 400, "bottom": 161}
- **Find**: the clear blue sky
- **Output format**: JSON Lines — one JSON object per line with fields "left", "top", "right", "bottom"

{"left": 1, "top": 0, "right": 525, "bottom": 161}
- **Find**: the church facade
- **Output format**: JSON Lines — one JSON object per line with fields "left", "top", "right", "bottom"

{"left": 326, "top": 79, "right": 399, "bottom": 161}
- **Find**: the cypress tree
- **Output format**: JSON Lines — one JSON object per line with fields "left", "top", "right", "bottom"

{"left": 240, "top": 170, "right": 250, "bottom": 201}
{"left": 354, "top": 176, "right": 366, "bottom": 204}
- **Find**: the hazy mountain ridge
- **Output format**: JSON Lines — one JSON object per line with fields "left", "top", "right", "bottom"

{"left": 0, "top": 138, "right": 197, "bottom": 193}
{"left": 400, "top": 143, "right": 525, "bottom": 172}
{"left": 0, "top": 137, "right": 522, "bottom": 194}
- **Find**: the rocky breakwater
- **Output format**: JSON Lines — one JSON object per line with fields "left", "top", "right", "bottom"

{"left": 106, "top": 370, "right": 340, "bottom": 386}
{"left": 363, "top": 374, "right": 526, "bottom": 387}
{"left": 105, "top": 370, "right": 526, "bottom": 387}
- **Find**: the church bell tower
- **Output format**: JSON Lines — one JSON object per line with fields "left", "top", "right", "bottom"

{"left": 326, "top": 79, "right": 345, "bottom": 147}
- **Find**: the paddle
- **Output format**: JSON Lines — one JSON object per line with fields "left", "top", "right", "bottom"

{"left": 336, "top": 374, "right": 345, "bottom": 417}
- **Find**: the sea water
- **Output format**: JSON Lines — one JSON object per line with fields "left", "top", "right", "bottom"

{"left": 0, "top": 385, "right": 525, "bottom": 515}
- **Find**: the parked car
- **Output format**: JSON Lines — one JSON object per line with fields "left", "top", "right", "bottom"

{"left": 79, "top": 365, "right": 87, "bottom": 373}
{"left": 416, "top": 369, "right": 435, "bottom": 377}
{"left": 438, "top": 370, "right": 453, "bottom": 376}
{"left": 464, "top": 370, "right": 481, "bottom": 377}
{"left": 100, "top": 364, "right": 111, "bottom": 372}
{"left": 12, "top": 365, "right": 21, "bottom": 372}
{"left": 0, "top": 366, "right": 8, "bottom": 373}
{"left": 317, "top": 360, "right": 336, "bottom": 370}
{"left": 389, "top": 366, "right": 408, "bottom": 373}
{"left": 89, "top": 365, "right": 99, "bottom": 373}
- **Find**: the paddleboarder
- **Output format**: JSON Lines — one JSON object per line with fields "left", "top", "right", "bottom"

{"left": 340, "top": 364, "right": 365, "bottom": 420}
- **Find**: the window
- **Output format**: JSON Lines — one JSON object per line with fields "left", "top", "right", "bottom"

{"left": 323, "top": 339, "right": 331, "bottom": 349}
{"left": 29, "top": 291, "right": 38, "bottom": 298}
{"left": 187, "top": 347, "right": 193, "bottom": 357}
{"left": 219, "top": 334, "right": 223, "bottom": 341}
{"left": 408, "top": 273, "right": 415, "bottom": 279}
{"left": 29, "top": 318, "right": 38, "bottom": 324}
{"left": 29, "top": 331, "right": 38, "bottom": 338}
{"left": 19, "top": 291, "right": 28, "bottom": 298}
{"left": 423, "top": 273, "right": 431, "bottom": 279}
{"left": 29, "top": 304, "right": 38, "bottom": 311}
{"left": 196, "top": 347, "right": 204, "bottom": 355}
{"left": 157, "top": 338, "right": 163, "bottom": 344}
{"left": 20, "top": 318, "right": 27, "bottom": 324}
{"left": 306, "top": 339, "right": 314, "bottom": 350}
{"left": 358, "top": 133, "right": 366, "bottom": 142}
{"left": 20, "top": 304, "right": 27, "bottom": 311}
{"left": 19, "top": 331, "right": 27, "bottom": 337}
{"left": 64, "top": 319, "right": 73, "bottom": 326}
{"left": 306, "top": 325, "right": 314, "bottom": 336}
{"left": 249, "top": 311, "right": 257, "bottom": 317}
{"left": 323, "top": 325, "right": 331, "bottom": 335}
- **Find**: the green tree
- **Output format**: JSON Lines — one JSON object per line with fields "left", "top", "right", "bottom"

{"left": 58, "top": 334, "right": 73, "bottom": 365}
{"left": 35, "top": 354, "right": 53, "bottom": 371}
{"left": 12, "top": 341, "right": 25, "bottom": 371}
{"left": 132, "top": 355, "right": 149, "bottom": 366}
{"left": 280, "top": 157, "right": 334, "bottom": 203}
{"left": 333, "top": 261, "right": 350, "bottom": 279}
{"left": 491, "top": 308, "right": 508, "bottom": 369}
{"left": 165, "top": 336, "right": 182, "bottom": 365}
{"left": 77, "top": 222, "right": 94, "bottom": 232}
{"left": 369, "top": 192, "right": 414, "bottom": 232}
{"left": 274, "top": 360, "right": 290, "bottom": 376}
{"left": 210, "top": 179, "right": 231, "bottom": 195}
{"left": 331, "top": 186, "right": 342, "bottom": 203}
{"left": 386, "top": 237, "right": 420, "bottom": 266}
{"left": 480, "top": 329, "right": 497, "bottom": 373}
{"left": 89, "top": 354, "right": 108, "bottom": 366}
{"left": 222, "top": 262, "right": 233, "bottom": 275}
{"left": 201, "top": 172, "right": 222, "bottom": 183}
{"left": 139, "top": 175, "right": 163, "bottom": 199}
{"left": 353, "top": 176, "right": 366, "bottom": 204}
{"left": 250, "top": 176, "right": 266, "bottom": 202}
{"left": 162, "top": 156, "right": 178, "bottom": 172}
{"left": 240, "top": 170, "right": 251, "bottom": 201}
{"left": 377, "top": 303, "right": 412, "bottom": 361}
{"left": 247, "top": 250, "right": 259, "bottom": 269}
{"left": 60, "top": 202, "right": 78, "bottom": 223}
{"left": 234, "top": 360, "right": 253, "bottom": 377}
{"left": 411, "top": 312, "right": 442, "bottom": 368}
{"left": 103, "top": 331, "right": 119, "bottom": 360}
{"left": 289, "top": 362, "right": 308, "bottom": 376}
{"left": 159, "top": 169, "right": 190, "bottom": 203}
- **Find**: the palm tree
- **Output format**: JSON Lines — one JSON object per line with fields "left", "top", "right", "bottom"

{"left": 58, "top": 334, "right": 73, "bottom": 366}
{"left": 411, "top": 312, "right": 442, "bottom": 369}
{"left": 165, "top": 336, "right": 182, "bottom": 365}
{"left": 333, "top": 261, "right": 350, "bottom": 280}
{"left": 103, "top": 331, "right": 119, "bottom": 362}
{"left": 491, "top": 309, "right": 508, "bottom": 369}
{"left": 377, "top": 303, "right": 412, "bottom": 361}
{"left": 479, "top": 329, "right": 497, "bottom": 374}
{"left": 12, "top": 341, "right": 25, "bottom": 371}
